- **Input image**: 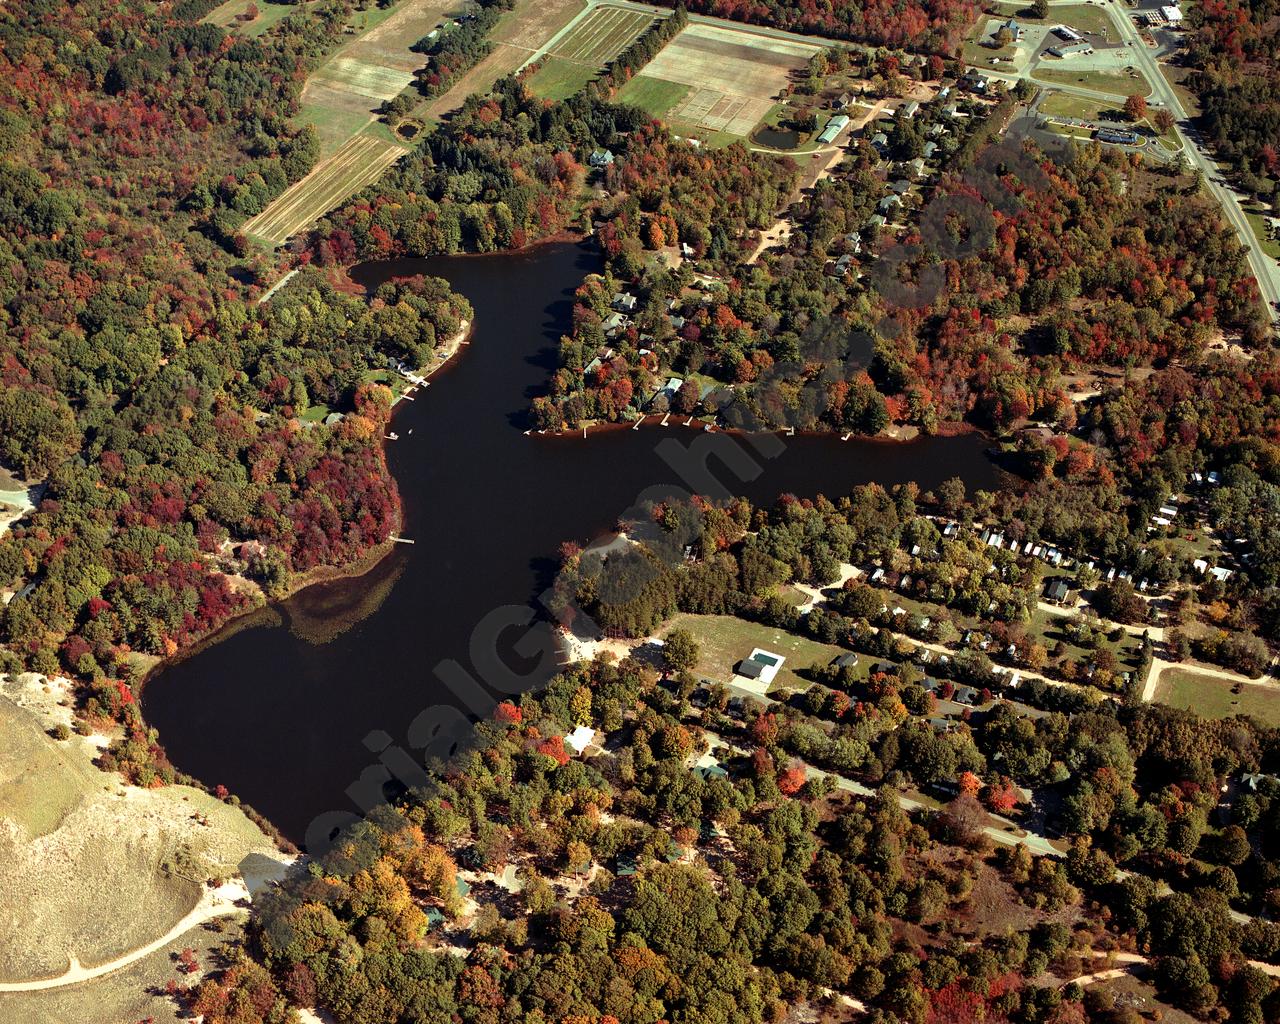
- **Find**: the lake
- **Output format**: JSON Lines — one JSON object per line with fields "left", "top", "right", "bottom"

{"left": 143, "top": 241, "right": 1003, "bottom": 847}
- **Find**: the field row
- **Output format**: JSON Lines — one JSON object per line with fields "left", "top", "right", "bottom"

{"left": 548, "top": 5, "right": 655, "bottom": 65}
{"left": 242, "top": 133, "right": 406, "bottom": 245}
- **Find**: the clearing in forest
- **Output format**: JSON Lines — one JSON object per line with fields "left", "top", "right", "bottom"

{"left": 622, "top": 22, "right": 820, "bottom": 140}
{"left": 242, "top": 131, "right": 407, "bottom": 245}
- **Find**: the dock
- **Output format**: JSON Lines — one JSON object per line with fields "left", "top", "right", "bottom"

{"left": 660, "top": 413, "right": 670, "bottom": 426}
{"left": 632, "top": 415, "right": 646, "bottom": 431}
{"left": 390, "top": 536, "right": 415, "bottom": 545}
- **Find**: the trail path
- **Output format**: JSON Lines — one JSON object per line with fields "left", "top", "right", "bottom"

{"left": 0, "top": 880, "right": 250, "bottom": 992}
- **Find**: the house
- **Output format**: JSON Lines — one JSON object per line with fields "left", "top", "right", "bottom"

{"left": 322, "top": 412, "right": 345, "bottom": 427}
{"left": 867, "top": 214, "right": 887, "bottom": 229}
{"left": 816, "top": 114, "right": 850, "bottom": 144}
{"left": 889, "top": 178, "right": 911, "bottom": 194}
{"left": 832, "top": 652, "right": 860, "bottom": 669}
{"left": 942, "top": 103, "right": 960, "bottom": 118}
{"left": 899, "top": 100, "right": 920, "bottom": 119}
{"left": 928, "top": 717, "right": 957, "bottom": 734}
{"left": 907, "top": 157, "right": 926, "bottom": 178}
{"left": 936, "top": 85, "right": 951, "bottom": 100}
{"left": 929, "top": 121, "right": 947, "bottom": 136}
{"left": 953, "top": 685, "right": 980, "bottom": 705}
{"left": 962, "top": 71, "right": 989, "bottom": 92}
{"left": 1044, "top": 578, "right": 1072, "bottom": 604}
{"left": 738, "top": 648, "right": 786, "bottom": 684}
{"left": 611, "top": 292, "right": 638, "bottom": 312}
{"left": 1048, "top": 41, "right": 1094, "bottom": 58}
{"left": 870, "top": 131, "right": 889, "bottom": 152}
{"left": 922, "top": 141, "right": 938, "bottom": 160}
{"left": 1001, "top": 16, "right": 1024, "bottom": 40}
{"left": 827, "top": 253, "right": 856, "bottom": 276}
{"left": 1096, "top": 127, "right": 1138, "bottom": 145}
{"left": 602, "top": 311, "right": 627, "bottom": 334}
{"left": 589, "top": 149, "right": 615, "bottom": 167}
{"left": 565, "top": 725, "right": 596, "bottom": 754}
{"left": 834, "top": 92, "right": 855, "bottom": 109}
{"left": 877, "top": 195, "right": 902, "bottom": 215}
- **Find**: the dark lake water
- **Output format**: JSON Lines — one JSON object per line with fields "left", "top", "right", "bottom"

{"left": 143, "top": 241, "right": 1002, "bottom": 847}
{"left": 752, "top": 126, "right": 802, "bottom": 150}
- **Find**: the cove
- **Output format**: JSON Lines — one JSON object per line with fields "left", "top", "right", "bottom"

{"left": 143, "top": 241, "right": 1003, "bottom": 846}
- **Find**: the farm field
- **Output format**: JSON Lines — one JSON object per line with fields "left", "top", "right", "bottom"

{"left": 418, "top": 0, "right": 586, "bottom": 117}
{"left": 615, "top": 73, "right": 691, "bottom": 117}
{"left": 242, "top": 131, "right": 407, "bottom": 245}
{"left": 547, "top": 5, "right": 654, "bottom": 63}
{"left": 634, "top": 22, "right": 821, "bottom": 141}
{"left": 1153, "top": 667, "right": 1280, "bottom": 726}
{"left": 657, "top": 613, "right": 856, "bottom": 692}
{"left": 526, "top": 4, "right": 657, "bottom": 98}
{"left": 526, "top": 56, "right": 603, "bottom": 100}
{"left": 297, "top": 0, "right": 462, "bottom": 155}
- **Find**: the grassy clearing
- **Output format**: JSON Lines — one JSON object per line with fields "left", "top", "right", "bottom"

{"left": 1154, "top": 667, "right": 1280, "bottom": 726}
{"left": 615, "top": 74, "right": 691, "bottom": 117}
{"left": 1049, "top": 3, "right": 1118, "bottom": 36}
{"left": 657, "top": 613, "right": 854, "bottom": 692}
{"left": 1033, "top": 66, "right": 1151, "bottom": 97}
{"left": 526, "top": 56, "right": 601, "bottom": 100}
{"left": 1039, "top": 92, "right": 1117, "bottom": 120}
{"left": 204, "top": 0, "right": 321, "bottom": 36}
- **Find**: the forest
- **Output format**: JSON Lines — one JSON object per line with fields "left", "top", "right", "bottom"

{"left": 1185, "top": 0, "right": 1280, "bottom": 209}
{"left": 178, "top": 525, "right": 1280, "bottom": 1023}
{"left": 648, "top": 0, "right": 981, "bottom": 53}
{"left": 0, "top": 0, "right": 471, "bottom": 737}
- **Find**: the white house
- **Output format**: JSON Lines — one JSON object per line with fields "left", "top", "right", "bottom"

{"left": 564, "top": 725, "right": 596, "bottom": 754}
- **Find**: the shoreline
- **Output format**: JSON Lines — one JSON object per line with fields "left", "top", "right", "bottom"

{"left": 137, "top": 309, "right": 475, "bottom": 694}
{"left": 539, "top": 416, "right": 982, "bottom": 445}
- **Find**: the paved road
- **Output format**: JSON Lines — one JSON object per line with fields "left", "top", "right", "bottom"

{"left": 992, "top": 1, "right": 1280, "bottom": 324}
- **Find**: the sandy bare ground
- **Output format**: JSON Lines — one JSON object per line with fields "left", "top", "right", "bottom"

{"left": 0, "top": 673, "right": 289, "bottom": 984}
{"left": 0, "top": 879, "right": 251, "bottom": 992}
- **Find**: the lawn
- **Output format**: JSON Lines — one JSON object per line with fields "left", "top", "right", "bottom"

{"left": 615, "top": 74, "right": 692, "bottom": 118}
{"left": 1244, "top": 209, "right": 1280, "bottom": 260}
{"left": 1033, "top": 66, "right": 1151, "bottom": 97}
{"left": 1038, "top": 92, "right": 1116, "bottom": 120}
{"left": 657, "top": 613, "right": 857, "bottom": 692}
{"left": 525, "top": 56, "right": 602, "bottom": 100}
{"left": 1153, "top": 667, "right": 1280, "bottom": 726}
{"left": 1047, "top": 3, "right": 1118, "bottom": 37}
